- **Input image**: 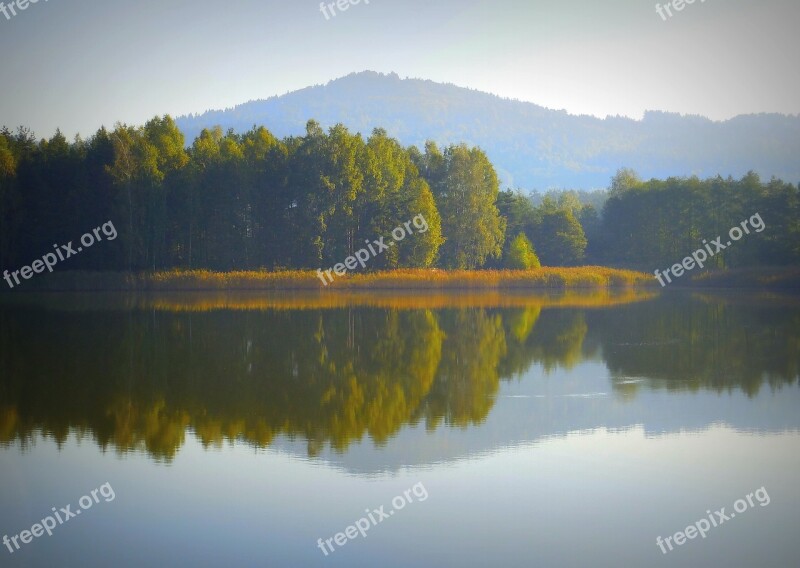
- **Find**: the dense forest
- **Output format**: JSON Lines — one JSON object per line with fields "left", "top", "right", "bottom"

{"left": 0, "top": 116, "right": 798, "bottom": 273}
{"left": 500, "top": 169, "right": 800, "bottom": 269}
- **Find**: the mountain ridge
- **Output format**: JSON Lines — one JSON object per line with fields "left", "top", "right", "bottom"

{"left": 175, "top": 71, "right": 800, "bottom": 189}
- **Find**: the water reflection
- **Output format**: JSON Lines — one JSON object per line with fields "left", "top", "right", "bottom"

{"left": 0, "top": 291, "right": 797, "bottom": 462}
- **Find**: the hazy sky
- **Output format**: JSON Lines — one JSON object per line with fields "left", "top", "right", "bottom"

{"left": 0, "top": 0, "right": 798, "bottom": 138}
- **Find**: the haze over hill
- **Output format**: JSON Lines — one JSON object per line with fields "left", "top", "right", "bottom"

{"left": 175, "top": 71, "right": 800, "bottom": 190}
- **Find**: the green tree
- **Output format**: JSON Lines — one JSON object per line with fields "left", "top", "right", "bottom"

{"left": 362, "top": 129, "right": 444, "bottom": 268}
{"left": 421, "top": 143, "right": 505, "bottom": 268}
{"left": 506, "top": 232, "right": 540, "bottom": 269}
{"left": 610, "top": 167, "right": 642, "bottom": 195}
{"left": 186, "top": 127, "right": 248, "bottom": 269}
{"left": 497, "top": 189, "right": 536, "bottom": 238}
{"left": 108, "top": 117, "right": 187, "bottom": 270}
{"left": 534, "top": 208, "right": 588, "bottom": 265}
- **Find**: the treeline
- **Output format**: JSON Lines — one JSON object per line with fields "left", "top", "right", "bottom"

{"left": 0, "top": 118, "right": 502, "bottom": 271}
{"left": 499, "top": 168, "right": 800, "bottom": 269}
{"left": 600, "top": 169, "right": 800, "bottom": 267}
{"left": 1, "top": 118, "right": 798, "bottom": 273}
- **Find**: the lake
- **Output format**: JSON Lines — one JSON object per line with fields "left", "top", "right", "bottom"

{"left": 1, "top": 289, "right": 798, "bottom": 567}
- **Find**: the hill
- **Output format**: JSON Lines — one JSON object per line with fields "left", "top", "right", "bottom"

{"left": 175, "top": 71, "right": 800, "bottom": 189}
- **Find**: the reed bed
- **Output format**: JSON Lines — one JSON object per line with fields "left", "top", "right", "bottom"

{"left": 7, "top": 266, "right": 655, "bottom": 292}
{"left": 143, "top": 267, "right": 653, "bottom": 291}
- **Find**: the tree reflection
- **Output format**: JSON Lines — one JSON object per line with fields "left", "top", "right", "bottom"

{"left": 0, "top": 292, "right": 797, "bottom": 460}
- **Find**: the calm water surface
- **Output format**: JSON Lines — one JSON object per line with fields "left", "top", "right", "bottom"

{"left": 1, "top": 290, "right": 798, "bottom": 567}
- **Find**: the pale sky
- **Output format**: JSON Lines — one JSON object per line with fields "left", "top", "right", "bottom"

{"left": 0, "top": 0, "right": 798, "bottom": 138}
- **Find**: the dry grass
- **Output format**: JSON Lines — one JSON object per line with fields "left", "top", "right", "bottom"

{"left": 8, "top": 266, "right": 655, "bottom": 292}
{"left": 140, "top": 267, "right": 654, "bottom": 291}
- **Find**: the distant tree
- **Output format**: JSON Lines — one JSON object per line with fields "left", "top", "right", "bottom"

{"left": 497, "top": 189, "right": 536, "bottom": 238}
{"left": 578, "top": 204, "right": 601, "bottom": 262}
{"left": 610, "top": 167, "right": 642, "bottom": 195}
{"left": 534, "top": 209, "right": 587, "bottom": 266}
{"left": 556, "top": 191, "right": 582, "bottom": 215}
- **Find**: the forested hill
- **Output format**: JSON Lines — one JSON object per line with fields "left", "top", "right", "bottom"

{"left": 175, "top": 71, "right": 800, "bottom": 189}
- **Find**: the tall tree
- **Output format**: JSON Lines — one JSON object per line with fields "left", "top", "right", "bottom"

{"left": 421, "top": 143, "right": 505, "bottom": 269}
